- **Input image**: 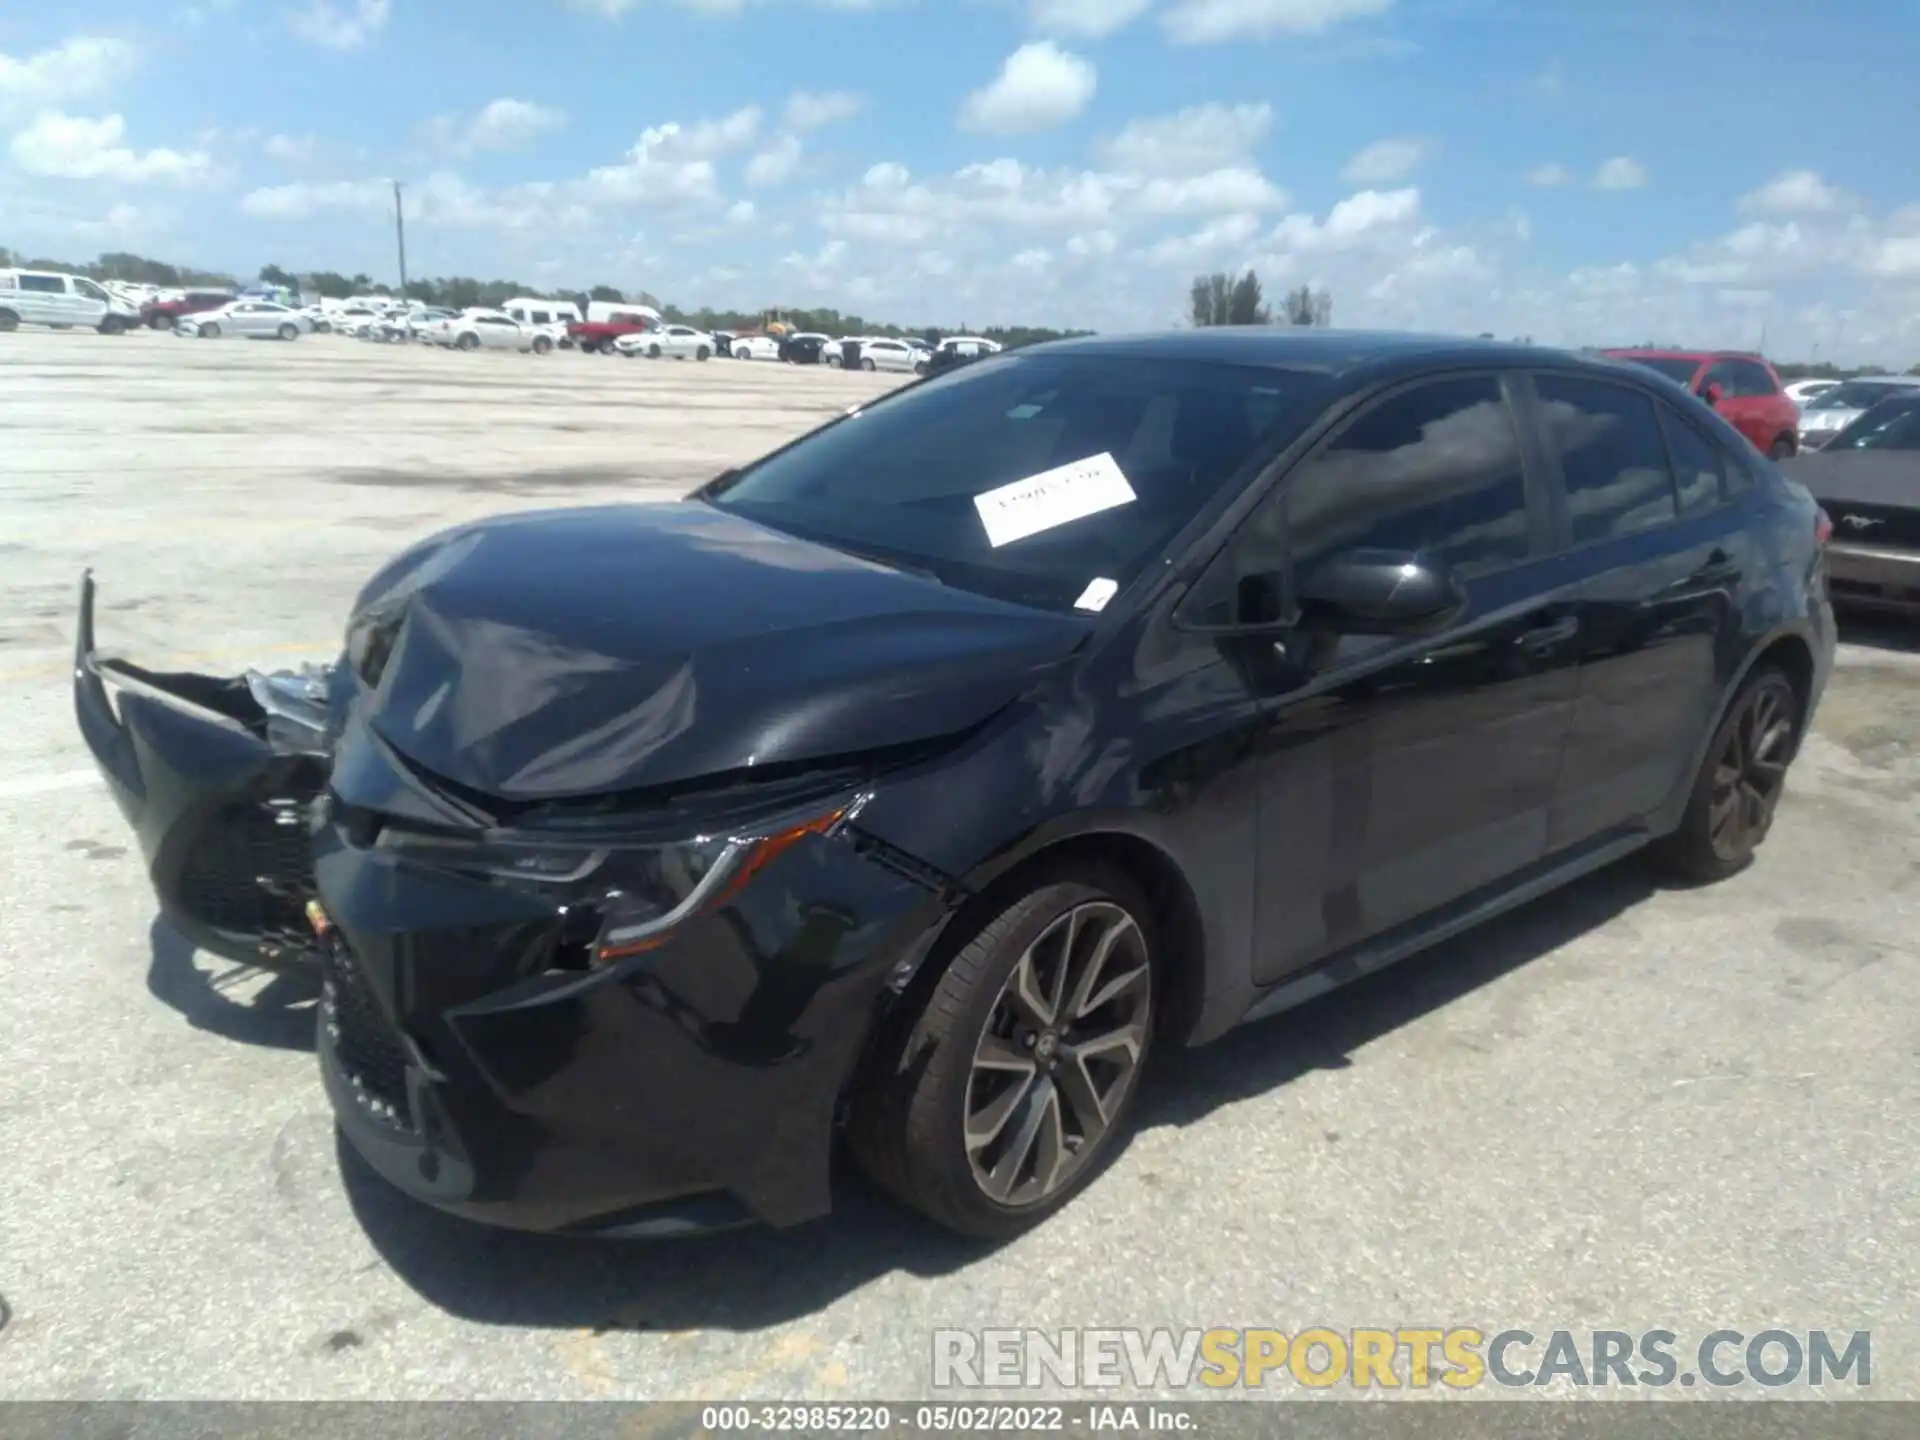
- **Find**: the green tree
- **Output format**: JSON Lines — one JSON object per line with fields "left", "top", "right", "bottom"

{"left": 588, "top": 284, "right": 625, "bottom": 302}
{"left": 1190, "top": 270, "right": 1270, "bottom": 326}
{"left": 1280, "top": 284, "right": 1332, "bottom": 327}
{"left": 258, "top": 264, "right": 297, "bottom": 288}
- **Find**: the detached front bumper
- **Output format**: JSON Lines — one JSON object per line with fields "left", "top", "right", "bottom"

{"left": 72, "top": 574, "right": 332, "bottom": 964}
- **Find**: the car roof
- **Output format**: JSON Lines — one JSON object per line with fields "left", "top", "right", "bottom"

{"left": 1600, "top": 347, "right": 1770, "bottom": 362}
{"left": 1025, "top": 327, "right": 1632, "bottom": 385}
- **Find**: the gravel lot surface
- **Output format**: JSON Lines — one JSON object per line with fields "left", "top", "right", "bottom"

{"left": 2, "top": 332, "right": 1916, "bottom": 1403}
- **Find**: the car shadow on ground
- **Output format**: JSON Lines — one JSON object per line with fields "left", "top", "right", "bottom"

{"left": 146, "top": 916, "right": 319, "bottom": 1052}
{"left": 1835, "top": 613, "right": 1919, "bottom": 656}
{"left": 343, "top": 858, "right": 1655, "bottom": 1333}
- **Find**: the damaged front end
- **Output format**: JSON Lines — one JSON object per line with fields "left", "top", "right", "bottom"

{"left": 73, "top": 572, "right": 338, "bottom": 966}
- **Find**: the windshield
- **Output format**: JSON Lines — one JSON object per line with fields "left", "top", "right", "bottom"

{"left": 1827, "top": 396, "right": 1920, "bottom": 452}
{"left": 704, "top": 352, "right": 1331, "bottom": 613}
{"left": 1807, "top": 381, "right": 1917, "bottom": 411}
{"left": 1616, "top": 356, "right": 1703, "bottom": 386}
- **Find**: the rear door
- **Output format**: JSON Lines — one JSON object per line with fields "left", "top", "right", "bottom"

{"left": 1525, "top": 370, "right": 1744, "bottom": 846}
{"left": 16, "top": 272, "right": 69, "bottom": 325}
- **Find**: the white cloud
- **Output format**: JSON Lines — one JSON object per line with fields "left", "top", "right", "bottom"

{"left": 1342, "top": 135, "right": 1433, "bottom": 184}
{"left": 647, "top": 106, "right": 762, "bottom": 160}
{"left": 745, "top": 133, "right": 803, "bottom": 186}
{"left": 0, "top": 36, "right": 136, "bottom": 118}
{"left": 1144, "top": 210, "right": 1264, "bottom": 266}
{"left": 1265, "top": 186, "right": 1421, "bottom": 252}
{"left": 263, "top": 132, "right": 316, "bottom": 162}
{"left": 783, "top": 90, "right": 864, "bottom": 131}
{"left": 1161, "top": 0, "right": 1392, "bottom": 44}
{"left": 1030, "top": 0, "right": 1153, "bottom": 38}
{"left": 286, "top": 0, "right": 391, "bottom": 50}
{"left": 863, "top": 161, "right": 910, "bottom": 189}
{"left": 1525, "top": 162, "right": 1572, "bottom": 188}
{"left": 10, "top": 112, "right": 214, "bottom": 185}
{"left": 1592, "top": 155, "right": 1647, "bottom": 191}
{"left": 727, "top": 198, "right": 757, "bottom": 222}
{"left": 958, "top": 42, "right": 1096, "bottom": 136}
{"left": 1739, "top": 169, "right": 1846, "bottom": 217}
{"left": 1098, "top": 101, "right": 1272, "bottom": 175}
{"left": 1135, "top": 166, "right": 1286, "bottom": 216}
{"left": 465, "top": 98, "right": 568, "bottom": 152}
{"left": 240, "top": 177, "right": 387, "bottom": 219}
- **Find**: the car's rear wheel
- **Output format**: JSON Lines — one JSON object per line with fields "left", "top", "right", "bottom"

{"left": 1652, "top": 666, "right": 1801, "bottom": 884}
{"left": 648, "top": 343, "right": 662, "bottom": 359}
{"left": 278, "top": 323, "right": 299, "bottom": 341}
{"left": 696, "top": 345, "right": 710, "bottom": 361}
{"left": 0, "top": 308, "right": 18, "bottom": 332}
{"left": 849, "top": 862, "right": 1157, "bottom": 1238}
{"left": 1767, "top": 435, "right": 1796, "bottom": 460}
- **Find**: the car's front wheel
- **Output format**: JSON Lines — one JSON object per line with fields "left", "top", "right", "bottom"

{"left": 696, "top": 345, "right": 710, "bottom": 361}
{"left": 456, "top": 333, "right": 479, "bottom": 351}
{"left": 849, "top": 862, "right": 1157, "bottom": 1238}
{"left": 532, "top": 335, "right": 553, "bottom": 354}
{"left": 1652, "top": 665, "right": 1801, "bottom": 883}
{"left": 199, "top": 322, "right": 220, "bottom": 338}
{"left": 1767, "top": 435, "right": 1797, "bottom": 460}
{"left": 278, "top": 323, "right": 299, "bottom": 341}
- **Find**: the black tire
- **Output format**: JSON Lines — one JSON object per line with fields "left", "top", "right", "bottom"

{"left": 1650, "top": 666, "right": 1801, "bottom": 884}
{"left": 0, "top": 308, "right": 17, "bottom": 332}
{"left": 148, "top": 313, "right": 172, "bottom": 330}
{"left": 847, "top": 860, "right": 1158, "bottom": 1239}
{"left": 862, "top": 357, "right": 877, "bottom": 372}
{"left": 696, "top": 345, "right": 710, "bottom": 361}
{"left": 98, "top": 315, "right": 124, "bottom": 335}
{"left": 278, "top": 323, "right": 299, "bottom": 341}
{"left": 648, "top": 343, "right": 661, "bottom": 359}
{"left": 457, "top": 333, "right": 479, "bottom": 351}
{"left": 199, "top": 322, "right": 220, "bottom": 338}
{"left": 1767, "top": 435, "right": 1796, "bottom": 460}
{"left": 827, "top": 354, "right": 842, "bottom": 368}
{"left": 532, "top": 335, "right": 553, "bottom": 355}
{"left": 314, "top": 321, "right": 331, "bottom": 334}
{"left": 915, "top": 361, "right": 929, "bottom": 375}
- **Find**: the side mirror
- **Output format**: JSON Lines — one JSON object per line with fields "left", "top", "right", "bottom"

{"left": 1294, "top": 548, "right": 1467, "bottom": 634}
{"left": 1700, "top": 380, "right": 1726, "bottom": 405}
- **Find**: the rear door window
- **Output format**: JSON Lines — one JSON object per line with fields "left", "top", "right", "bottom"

{"left": 1657, "top": 406, "right": 1726, "bottom": 515}
{"left": 19, "top": 274, "right": 67, "bottom": 293}
{"left": 1534, "top": 374, "right": 1679, "bottom": 545}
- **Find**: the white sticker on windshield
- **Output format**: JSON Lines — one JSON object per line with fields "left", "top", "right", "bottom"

{"left": 973, "top": 452, "right": 1137, "bottom": 549}
{"left": 1074, "top": 577, "right": 1119, "bottom": 612}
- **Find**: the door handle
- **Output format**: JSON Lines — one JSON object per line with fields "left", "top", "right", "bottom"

{"left": 1517, "top": 615, "right": 1579, "bottom": 649}
{"left": 1691, "top": 548, "right": 1739, "bottom": 586}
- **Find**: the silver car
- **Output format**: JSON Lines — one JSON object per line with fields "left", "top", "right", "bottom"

{"left": 1798, "top": 376, "right": 1920, "bottom": 449}
{"left": 176, "top": 300, "right": 311, "bottom": 340}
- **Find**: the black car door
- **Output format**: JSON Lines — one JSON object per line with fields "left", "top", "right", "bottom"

{"left": 1188, "top": 372, "right": 1583, "bottom": 984}
{"left": 1523, "top": 371, "right": 1746, "bottom": 847}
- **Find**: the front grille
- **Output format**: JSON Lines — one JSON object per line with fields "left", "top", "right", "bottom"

{"left": 175, "top": 797, "right": 316, "bottom": 957}
{"left": 1828, "top": 502, "right": 1920, "bottom": 551}
{"left": 320, "top": 938, "right": 415, "bottom": 1131}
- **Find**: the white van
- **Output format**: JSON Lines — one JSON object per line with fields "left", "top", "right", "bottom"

{"left": 505, "top": 296, "right": 583, "bottom": 327}
{"left": 0, "top": 269, "right": 143, "bottom": 333}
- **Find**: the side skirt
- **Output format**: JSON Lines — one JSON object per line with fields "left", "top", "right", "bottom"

{"left": 1238, "top": 827, "right": 1651, "bottom": 1027}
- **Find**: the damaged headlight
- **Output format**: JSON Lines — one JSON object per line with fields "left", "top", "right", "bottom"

{"left": 374, "top": 802, "right": 852, "bottom": 963}
{"left": 345, "top": 606, "right": 403, "bottom": 689}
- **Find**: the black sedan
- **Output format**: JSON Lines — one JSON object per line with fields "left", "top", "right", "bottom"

{"left": 1783, "top": 389, "right": 1920, "bottom": 618}
{"left": 74, "top": 330, "right": 1835, "bottom": 1240}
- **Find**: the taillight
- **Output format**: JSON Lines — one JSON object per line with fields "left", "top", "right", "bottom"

{"left": 1814, "top": 507, "right": 1832, "bottom": 546}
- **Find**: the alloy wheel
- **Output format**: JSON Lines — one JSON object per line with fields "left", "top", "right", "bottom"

{"left": 1708, "top": 678, "right": 1795, "bottom": 862}
{"left": 965, "top": 901, "right": 1152, "bottom": 1208}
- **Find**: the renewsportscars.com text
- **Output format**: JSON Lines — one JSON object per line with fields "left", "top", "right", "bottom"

{"left": 932, "top": 1327, "right": 1872, "bottom": 1391}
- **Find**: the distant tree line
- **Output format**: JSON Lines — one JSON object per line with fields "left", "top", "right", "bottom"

{"left": 1189, "top": 270, "right": 1332, "bottom": 328}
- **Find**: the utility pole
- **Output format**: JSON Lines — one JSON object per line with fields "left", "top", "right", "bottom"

{"left": 393, "top": 180, "right": 408, "bottom": 298}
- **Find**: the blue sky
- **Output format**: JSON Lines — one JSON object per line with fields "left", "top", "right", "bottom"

{"left": 3, "top": 0, "right": 1918, "bottom": 360}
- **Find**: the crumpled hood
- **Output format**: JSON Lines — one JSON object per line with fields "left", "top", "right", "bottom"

{"left": 342, "top": 501, "right": 1088, "bottom": 803}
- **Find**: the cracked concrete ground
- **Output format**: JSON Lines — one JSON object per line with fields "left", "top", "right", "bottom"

{"left": 1, "top": 332, "right": 1916, "bottom": 1402}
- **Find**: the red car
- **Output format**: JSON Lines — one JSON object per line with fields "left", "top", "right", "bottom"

{"left": 1600, "top": 349, "right": 1800, "bottom": 458}
{"left": 140, "top": 289, "right": 235, "bottom": 331}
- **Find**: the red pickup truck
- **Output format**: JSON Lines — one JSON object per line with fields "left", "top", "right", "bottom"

{"left": 140, "top": 289, "right": 235, "bottom": 331}
{"left": 567, "top": 305, "right": 661, "bottom": 354}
